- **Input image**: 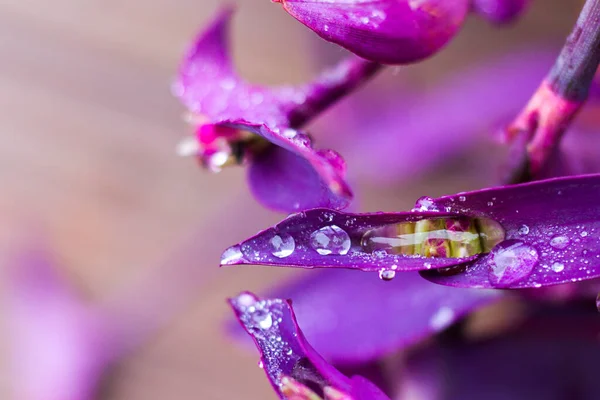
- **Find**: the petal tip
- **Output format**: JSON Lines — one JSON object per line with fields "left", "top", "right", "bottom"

{"left": 220, "top": 245, "right": 246, "bottom": 266}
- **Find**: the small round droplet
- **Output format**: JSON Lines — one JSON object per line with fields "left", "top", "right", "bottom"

{"left": 221, "top": 245, "right": 244, "bottom": 265}
{"left": 551, "top": 262, "right": 565, "bottom": 273}
{"left": 488, "top": 240, "right": 538, "bottom": 288}
{"left": 518, "top": 225, "right": 529, "bottom": 235}
{"left": 310, "top": 225, "right": 351, "bottom": 255}
{"left": 252, "top": 310, "right": 273, "bottom": 330}
{"left": 550, "top": 236, "right": 570, "bottom": 250}
{"left": 581, "top": 231, "right": 589, "bottom": 238}
{"left": 379, "top": 269, "right": 396, "bottom": 281}
{"left": 270, "top": 234, "right": 295, "bottom": 258}
{"left": 458, "top": 196, "right": 466, "bottom": 202}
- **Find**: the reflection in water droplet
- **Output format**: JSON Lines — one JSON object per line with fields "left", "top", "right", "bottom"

{"left": 551, "top": 262, "right": 565, "bottom": 273}
{"left": 518, "top": 225, "right": 529, "bottom": 235}
{"left": 413, "top": 196, "right": 438, "bottom": 212}
{"left": 270, "top": 234, "right": 295, "bottom": 258}
{"left": 550, "top": 236, "right": 570, "bottom": 250}
{"left": 252, "top": 310, "right": 273, "bottom": 330}
{"left": 379, "top": 269, "right": 396, "bottom": 281}
{"left": 310, "top": 225, "right": 351, "bottom": 255}
{"left": 489, "top": 240, "right": 538, "bottom": 287}
{"left": 581, "top": 231, "right": 589, "bottom": 237}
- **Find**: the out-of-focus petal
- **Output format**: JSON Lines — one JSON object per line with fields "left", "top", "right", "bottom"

{"left": 276, "top": 0, "right": 469, "bottom": 65}
{"left": 335, "top": 50, "right": 556, "bottom": 184}
{"left": 7, "top": 249, "right": 105, "bottom": 400}
{"left": 401, "top": 305, "right": 600, "bottom": 400}
{"left": 228, "top": 292, "right": 390, "bottom": 400}
{"left": 471, "top": 0, "right": 530, "bottom": 24}
{"left": 264, "top": 269, "right": 500, "bottom": 363}
{"left": 422, "top": 173, "right": 600, "bottom": 288}
{"left": 220, "top": 208, "right": 480, "bottom": 272}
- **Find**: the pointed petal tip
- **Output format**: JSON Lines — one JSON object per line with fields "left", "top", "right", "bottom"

{"left": 220, "top": 245, "right": 246, "bottom": 266}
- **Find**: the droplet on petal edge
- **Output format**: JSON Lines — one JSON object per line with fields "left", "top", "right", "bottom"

{"left": 221, "top": 245, "right": 244, "bottom": 265}
{"left": 310, "top": 225, "right": 351, "bottom": 255}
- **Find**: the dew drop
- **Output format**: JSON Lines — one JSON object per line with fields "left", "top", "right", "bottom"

{"left": 551, "top": 262, "right": 565, "bottom": 273}
{"left": 252, "top": 310, "right": 273, "bottom": 330}
{"left": 458, "top": 196, "right": 466, "bottom": 202}
{"left": 581, "top": 231, "right": 589, "bottom": 238}
{"left": 310, "top": 225, "right": 351, "bottom": 255}
{"left": 488, "top": 240, "right": 538, "bottom": 287}
{"left": 413, "top": 196, "right": 438, "bottom": 212}
{"left": 379, "top": 269, "right": 396, "bottom": 281}
{"left": 550, "top": 236, "right": 570, "bottom": 250}
{"left": 518, "top": 225, "right": 529, "bottom": 235}
{"left": 487, "top": 201, "right": 494, "bottom": 207}
{"left": 221, "top": 245, "right": 244, "bottom": 265}
{"left": 270, "top": 234, "right": 295, "bottom": 258}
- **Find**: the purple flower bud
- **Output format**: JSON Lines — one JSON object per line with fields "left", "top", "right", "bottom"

{"left": 273, "top": 0, "right": 469, "bottom": 64}
{"left": 471, "top": 0, "right": 530, "bottom": 24}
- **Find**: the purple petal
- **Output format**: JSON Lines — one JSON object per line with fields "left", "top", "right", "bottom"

{"left": 471, "top": 0, "right": 530, "bottom": 24}
{"left": 220, "top": 208, "right": 478, "bottom": 272}
{"left": 265, "top": 269, "right": 500, "bottom": 363}
{"left": 276, "top": 0, "right": 469, "bottom": 64}
{"left": 402, "top": 306, "right": 600, "bottom": 400}
{"left": 228, "top": 292, "right": 389, "bottom": 399}
{"left": 422, "top": 173, "right": 600, "bottom": 288}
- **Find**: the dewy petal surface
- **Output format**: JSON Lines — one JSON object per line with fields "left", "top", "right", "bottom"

{"left": 220, "top": 208, "right": 478, "bottom": 272}
{"left": 422, "top": 173, "right": 600, "bottom": 288}
{"left": 174, "top": 7, "right": 358, "bottom": 212}
{"left": 277, "top": 0, "right": 469, "bottom": 64}
{"left": 258, "top": 269, "right": 500, "bottom": 363}
{"left": 228, "top": 292, "right": 390, "bottom": 400}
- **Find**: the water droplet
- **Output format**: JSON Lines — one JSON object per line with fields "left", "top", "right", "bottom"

{"left": 429, "top": 307, "right": 455, "bottom": 330}
{"left": 487, "top": 201, "right": 494, "bottom": 207}
{"left": 458, "top": 196, "right": 466, "bottom": 202}
{"left": 550, "top": 262, "right": 564, "bottom": 273}
{"left": 310, "top": 225, "right": 351, "bottom": 255}
{"left": 221, "top": 245, "right": 244, "bottom": 265}
{"left": 518, "top": 225, "right": 529, "bottom": 235}
{"left": 379, "top": 269, "right": 396, "bottom": 281}
{"left": 550, "top": 236, "right": 570, "bottom": 250}
{"left": 286, "top": 349, "right": 293, "bottom": 356}
{"left": 413, "top": 196, "right": 438, "bottom": 212}
{"left": 252, "top": 310, "right": 273, "bottom": 330}
{"left": 282, "top": 129, "right": 297, "bottom": 139}
{"left": 270, "top": 234, "right": 295, "bottom": 258}
{"left": 581, "top": 231, "right": 589, "bottom": 237}
{"left": 488, "top": 240, "right": 538, "bottom": 287}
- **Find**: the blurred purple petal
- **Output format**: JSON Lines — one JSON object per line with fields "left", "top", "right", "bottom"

{"left": 7, "top": 250, "right": 105, "bottom": 400}
{"left": 267, "top": 269, "right": 500, "bottom": 363}
{"left": 228, "top": 292, "right": 389, "bottom": 399}
{"left": 402, "top": 305, "right": 600, "bottom": 400}
{"left": 471, "top": 0, "right": 530, "bottom": 24}
{"left": 422, "top": 173, "right": 600, "bottom": 288}
{"left": 276, "top": 0, "right": 469, "bottom": 64}
{"left": 220, "top": 208, "right": 479, "bottom": 272}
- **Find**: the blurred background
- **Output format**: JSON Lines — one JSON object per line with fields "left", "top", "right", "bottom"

{"left": 0, "top": 0, "right": 587, "bottom": 398}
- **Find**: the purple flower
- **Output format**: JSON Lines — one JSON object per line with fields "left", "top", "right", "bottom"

{"left": 228, "top": 291, "right": 390, "bottom": 399}
{"left": 173, "top": 7, "right": 383, "bottom": 212}
{"left": 221, "top": 173, "right": 600, "bottom": 289}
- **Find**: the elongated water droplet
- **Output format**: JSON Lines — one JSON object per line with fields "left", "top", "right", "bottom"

{"left": 379, "top": 269, "right": 396, "bottom": 281}
{"left": 550, "top": 236, "right": 570, "bottom": 250}
{"left": 310, "top": 225, "right": 351, "bottom": 255}
{"left": 270, "top": 234, "right": 295, "bottom": 258}
{"left": 488, "top": 240, "right": 538, "bottom": 287}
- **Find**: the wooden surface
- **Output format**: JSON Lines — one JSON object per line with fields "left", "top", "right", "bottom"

{"left": 0, "top": 1, "right": 581, "bottom": 399}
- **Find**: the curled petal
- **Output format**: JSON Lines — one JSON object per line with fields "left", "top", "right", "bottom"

{"left": 422, "top": 173, "right": 600, "bottom": 289}
{"left": 471, "top": 0, "right": 530, "bottom": 24}
{"left": 220, "top": 208, "right": 479, "bottom": 271}
{"left": 228, "top": 292, "right": 389, "bottom": 400}
{"left": 275, "top": 0, "right": 469, "bottom": 64}
{"left": 232, "top": 269, "right": 500, "bottom": 363}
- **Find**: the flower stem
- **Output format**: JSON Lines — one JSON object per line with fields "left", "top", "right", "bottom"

{"left": 287, "top": 56, "right": 383, "bottom": 128}
{"left": 506, "top": 0, "right": 600, "bottom": 181}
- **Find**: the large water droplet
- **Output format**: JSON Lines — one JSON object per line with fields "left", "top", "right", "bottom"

{"left": 489, "top": 240, "right": 538, "bottom": 287}
{"left": 310, "top": 225, "right": 351, "bottom": 255}
{"left": 252, "top": 309, "right": 273, "bottom": 330}
{"left": 550, "top": 236, "right": 570, "bottom": 250}
{"left": 221, "top": 245, "right": 244, "bottom": 265}
{"left": 270, "top": 234, "right": 295, "bottom": 258}
{"left": 413, "top": 196, "right": 438, "bottom": 212}
{"left": 379, "top": 269, "right": 396, "bottom": 281}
